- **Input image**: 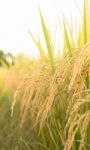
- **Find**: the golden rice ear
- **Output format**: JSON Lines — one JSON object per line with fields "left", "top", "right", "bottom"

{"left": 64, "top": 99, "right": 90, "bottom": 150}
{"left": 68, "top": 43, "right": 90, "bottom": 92}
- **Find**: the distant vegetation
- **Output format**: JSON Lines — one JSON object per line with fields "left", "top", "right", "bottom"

{"left": 0, "top": 50, "right": 14, "bottom": 67}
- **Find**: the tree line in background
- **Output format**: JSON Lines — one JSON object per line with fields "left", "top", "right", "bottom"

{"left": 0, "top": 50, "right": 14, "bottom": 67}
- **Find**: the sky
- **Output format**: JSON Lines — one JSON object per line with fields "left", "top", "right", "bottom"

{"left": 0, "top": 0, "right": 86, "bottom": 58}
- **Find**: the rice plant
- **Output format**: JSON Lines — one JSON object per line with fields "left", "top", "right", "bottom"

{"left": 11, "top": 44, "right": 90, "bottom": 150}
{"left": 11, "top": 1, "right": 90, "bottom": 150}
{"left": 0, "top": 0, "right": 90, "bottom": 150}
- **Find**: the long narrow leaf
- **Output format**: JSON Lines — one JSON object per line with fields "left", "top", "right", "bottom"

{"left": 28, "top": 30, "right": 45, "bottom": 60}
{"left": 63, "top": 20, "right": 72, "bottom": 56}
{"left": 77, "top": 0, "right": 90, "bottom": 48}
{"left": 39, "top": 8, "right": 56, "bottom": 72}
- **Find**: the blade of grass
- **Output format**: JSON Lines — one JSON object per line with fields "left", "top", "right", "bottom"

{"left": 63, "top": 20, "right": 72, "bottom": 57}
{"left": 77, "top": 0, "right": 90, "bottom": 48}
{"left": 28, "top": 30, "right": 46, "bottom": 60}
{"left": 39, "top": 8, "right": 56, "bottom": 72}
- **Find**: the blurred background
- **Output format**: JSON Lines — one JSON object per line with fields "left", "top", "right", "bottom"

{"left": 0, "top": 0, "right": 87, "bottom": 58}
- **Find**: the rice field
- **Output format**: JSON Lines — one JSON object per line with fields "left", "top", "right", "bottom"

{"left": 0, "top": 0, "right": 90, "bottom": 149}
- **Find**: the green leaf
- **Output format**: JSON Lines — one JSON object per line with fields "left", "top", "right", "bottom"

{"left": 77, "top": 0, "right": 90, "bottom": 48}
{"left": 39, "top": 8, "right": 56, "bottom": 72}
{"left": 63, "top": 20, "right": 72, "bottom": 56}
{"left": 28, "top": 30, "right": 45, "bottom": 60}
